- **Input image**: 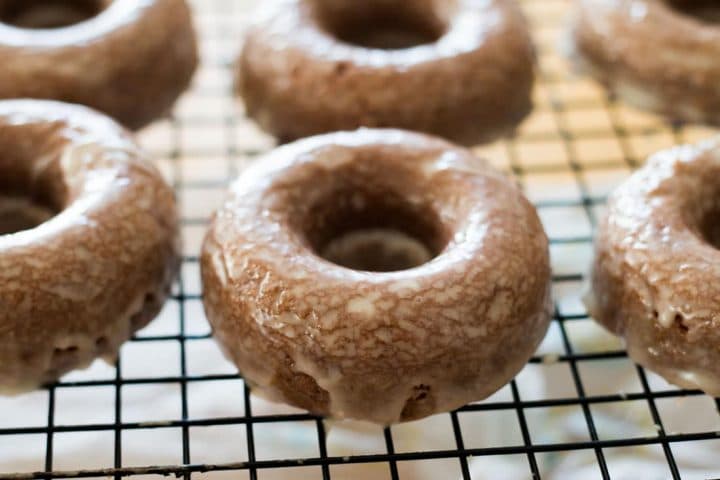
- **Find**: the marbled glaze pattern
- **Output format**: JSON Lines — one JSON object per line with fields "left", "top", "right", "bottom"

{"left": 0, "top": 100, "right": 180, "bottom": 393}
{"left": 237, "top": 0, "right": 536, "bottom": 145}
{"left": 202, "top": 129, "right": 552, "bottom": 424}
{"left": 567, "top": 0, "right": 720, "bottom": 125}
{"left": 0, "top": 0, "right": 198, "bottom": 130}
{"left": 590, "top": 138, "right": 720, "bottom": 396}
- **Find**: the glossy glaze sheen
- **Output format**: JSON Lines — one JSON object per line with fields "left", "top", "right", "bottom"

{"left": 201, "top": 129, "right": 552, "bottom": 424}
{"left": 567, "top": 0, "right": 720, "bottom": 125}
{"left": 237, "top": 0, "right": 536, "bottom": 145}
{"left": 590, "top": 138, "right": 720, "bottom": 396}
{"left": 0, "top": 100, "right": 179, "bottom": 393}
{"left": 0, "top": 0, "right": 198, "bottom": 130}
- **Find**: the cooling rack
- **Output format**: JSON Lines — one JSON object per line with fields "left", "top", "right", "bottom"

{"left": 1, "top": 0, "right": 720, "bottom": 479}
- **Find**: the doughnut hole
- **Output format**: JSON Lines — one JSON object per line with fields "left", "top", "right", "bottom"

{"left": 309, "top": 0, "right": 454, "bottom": 50}
{"left": 302, "top": 184, "right": 448, "bottom": 272}
{"left": 0, "top": 0, "right": 109, "bottom": 29}
{"left": 0, "top": 195, "right": 57, "bottom": 235}
{"left": 666, "top": 0, "right": 720, "bottom": 23}
{"left": 321, "top": 228, "right": 435, "bottom": 272}
{"left": 699, "top": 205, "right": 720, "bottom": 249}
{"left": 0, "top": 155, "right": 66, "bottom": 235}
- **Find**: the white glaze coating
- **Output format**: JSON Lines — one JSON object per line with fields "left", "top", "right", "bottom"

{"left": 0, "top": 99, "right": 179, "bottom": 393}
{"left": 202, "top": 129, "right": 552, "bottom": 424}
{"left": 590, "top": 137, "right": 720, "bottom": 395}
{"left": 0, "top": 0, "right": 198, "bottom": 129}
{"left": 237, "top": 0, "right": 535, "bottom": 145}
{"left": 567, "top": 0, "right": 720, "bottom": 125}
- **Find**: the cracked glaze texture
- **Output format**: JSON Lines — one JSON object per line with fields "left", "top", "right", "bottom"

{"left": 0, "top": 0, "right": 198, "bottom": 130}
{"left": 0, "top": 100, "right": 180, "bottom": 393}
{"left": 236, "top": 0, "right": 535, "bottom": 146}
{"left": 201, "top": 129, "right": 552, "bottom": 424}
{"left": 590, "top": 138, "right": 720, "bottom": 396}
{"left": 567, "top": 0, "right": 720, "bottom": 125}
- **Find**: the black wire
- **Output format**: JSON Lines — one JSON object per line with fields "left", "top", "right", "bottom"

{"left": 43, "top": 387, "right": 55, "bottom": 475}
{"left": 316, "top": 420, "right": 331, "bottom": 480}
{"left": 113, "top": 358, "right": 123, "bottom": 480}
{"left": 383, "top": 427, "right": 400, "bottom": 480}
{"left": 450, "top": 412, "right": 471, "bottom": 480}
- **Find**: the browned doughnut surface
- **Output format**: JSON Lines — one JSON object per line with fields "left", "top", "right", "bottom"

{"left": 237, "top": 0, "right": 535, "bottom": 145}
{"left": 589, "top": 138, "right": 720, "bottom": 395}
{"left": 567, "top": 0, "right": 720, "bottom": 125}
{"left": 0, "top": 0, "right": 198, "bottom": 130}
{"left": 201, "top": 129, "right": 552, "bottom": 424}
{"left": 0, "top": 99, "right": 179, "bottom": 393}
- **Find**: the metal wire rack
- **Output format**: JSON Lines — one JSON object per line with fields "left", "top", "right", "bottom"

{"left": 2, "top": 0, "right": 720, "bottom": 478}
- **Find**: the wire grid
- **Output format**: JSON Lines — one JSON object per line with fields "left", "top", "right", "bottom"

{"left": 1, "top": 0, "right": 720, "bottom": 479}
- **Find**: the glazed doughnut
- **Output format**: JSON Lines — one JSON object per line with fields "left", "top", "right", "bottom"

{"left": 0, "top": 99, "right": 179, "bottom": 393}
{"left": 201, "top": 129, "right": 552, "bottom": 424}
{"left": 567, "top": 0, "right": 720, "bottom": 125}
{"left": 589, "top": 138, "right": 720, "bottom": 395}
{"left": 0, "top": 0, "right": 198, "bottom": 130}
{"left": 237, "top": 0, "right": 535, "bottom": 145}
